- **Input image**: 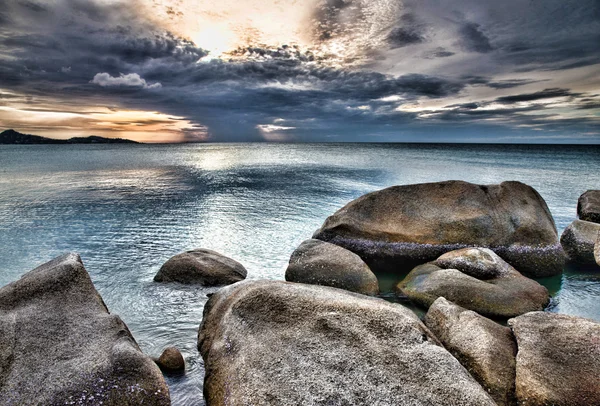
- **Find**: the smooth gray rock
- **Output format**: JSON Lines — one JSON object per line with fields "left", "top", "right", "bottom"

{"left": 314, "top": 181, "right": 565, "bottom": 278}
{"left": 560, "top": 220, "right": 600, "bottom": 265}
{"left": 509, "top": 312, "right": 600, "bottom": 406}
{"left": 578, "top": 190, "right": 600, "bottom": 223}
{"left": 425, "top": 297, "right": 517, "bottom": 406}
{"left": 397, "top": 248, "right": 549, "bottom": 318}
{"left": 154, "top": 249, "right": 247, "bottom": 285}
{"left": 285, "top": 239, "right": 379, "bottom": 295}
{"left": 0, "top": 253, "right": 170, "bottom": 405}
{"left": 198, "top": 280, "right": 496, "bottom": 406}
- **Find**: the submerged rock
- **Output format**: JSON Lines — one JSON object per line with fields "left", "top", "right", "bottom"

{"left": 578, "top": 190, "right": 600, "bottom": 223}
{"left": 154, "top": 248, "right": 247, "bottom": 285}
{"left": 508, "top": 312, "right": 600, "bottom": 406}
{"left": 155, "top": 347, "right": 185, "bottom": 373}
{"left": 0, "top": 253, "right": 170, "bottom": 405}
{"left": 198, "top": 280, "right": 496, "bottom": 406}
{"left": 313, "top": 180, "right": 565, "bottom": 277}
{"left": 425, "top": 297, "right": 517, "bottom": 406}
{"left": 285, "top": 239, "right": 379, "bottom": 295}
{"left": 396, "top": 247, "right": 549, "bottom": 318}
{"left": 560, "top": 220, "right": 600, "bottom": 266}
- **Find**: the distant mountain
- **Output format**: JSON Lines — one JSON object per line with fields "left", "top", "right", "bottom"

{"left": 0, "top": 129, "right": 139, "bottom": 144}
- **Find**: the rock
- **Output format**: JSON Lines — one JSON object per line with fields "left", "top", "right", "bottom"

{"left": 285, "top": 239, "right": 379, "bottom": 295}
{"left": 313, "top": 180, "right": 565, "bottom": 278}
{"left": 155, "top": 347, "right": 185, "bottom": 373}
{"left": 425, "top": 297, "right": 517, "bottom": 406}
{"left": 560, "top": 220, "right": 600, "bottom": 265}
{"left": 154, "top": 248, "right": 247, "bottom": 285}
{"left": 578, "top": 190, "right": 600, "bottom": 223}
{"left": 435, "top": 247, "right": 512, "bottom": 279}
{"left": 508, "top": 312, "right": 600, "bottom": 406}
{"left": 396, "top": 247, "right": 549, "bottom": 318}
{"left": 0, "top": 253, "right": 170, "bottom": 405}
{"left": 198, "top": 280, "right": 496, "bottom": 406}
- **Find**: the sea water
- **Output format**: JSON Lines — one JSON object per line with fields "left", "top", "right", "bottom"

{"left": 0, "top": 143, "right": 599, "bottom": 404}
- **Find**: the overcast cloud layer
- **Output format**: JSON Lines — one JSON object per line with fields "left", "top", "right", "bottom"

{"left": 0, "top": 0, "right": 599, "bottom": 142}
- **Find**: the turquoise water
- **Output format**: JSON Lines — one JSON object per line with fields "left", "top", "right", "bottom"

{"left": 0, "top": 143, "right": 599, "bottom": 404}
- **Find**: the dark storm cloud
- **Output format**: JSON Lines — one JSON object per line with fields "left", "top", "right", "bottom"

{"left": 495, "top": 88, "right": 581, "bottom": 104}
{"left": 457, "top": 22, "right": 493, "bottom": 53}
{"left": 0, "top": 0, "right": 599, "bottom": 143}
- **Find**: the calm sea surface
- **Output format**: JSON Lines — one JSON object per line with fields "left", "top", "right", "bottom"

{"left": 1, "top": 143, "right": 599, "bottom": 404}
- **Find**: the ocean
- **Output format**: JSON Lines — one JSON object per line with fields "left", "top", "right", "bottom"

{"left": 1, "top": 142, "right": 599, "bottom": 404}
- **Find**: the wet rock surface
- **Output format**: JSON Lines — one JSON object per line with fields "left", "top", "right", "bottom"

{"left": 314, "top": 181, "right": 565, "bottom": 278}
{"left": 560, "top": 219, "right": 600, "bottom": 266}
{"left": 198, "top": 280, "right": 496, "bottom": 406}
{"left": 155, "top": 347, "right": 185, "bottom": 373}
{"left": 397, "top": 248, "right": 549, "bottom": 318}
{"left": 425, "top": 297, "right": 517, "bottom": 406}
{"left": 154, "top": 248, "right": 247, "bottom": 286}
{"left": 285, "top": 239, "right": 379, "bottom": 295}
{"left": 577, "top": 190, "right": 600, "bottom": 223}
{"left": 509, "top": 312, "right": 600, "bottom": 406}
{"left": 0, "top": 253, "right": 170, "bottom": 405}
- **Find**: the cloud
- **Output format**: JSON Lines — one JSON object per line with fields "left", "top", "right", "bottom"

{"left": 457, "top": 22, "right": 494, "bottom": 53}
{"left": 0, "top": 0, "right": 598, "bottom": 143}
{"left": 495, "top": 88, "right": 580, "bottom": 104}
{"left": 91, "top": 73, "right": 161, "bottom": 89}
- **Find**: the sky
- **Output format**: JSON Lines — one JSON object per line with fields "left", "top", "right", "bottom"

{"left": 0, "top": 0, "right": 599, "bottom": 143}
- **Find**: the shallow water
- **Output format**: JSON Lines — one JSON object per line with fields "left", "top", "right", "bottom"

{"left": 0, "top": 142, "right": 599, "bottom": 404}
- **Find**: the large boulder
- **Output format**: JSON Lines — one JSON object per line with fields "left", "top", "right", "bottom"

{"left": 560, "top": 220, "right": 600, "bottom": 266}
{"left": 508, "top": 312, "right": 600, "bottom": 406}
{"left": 396, "top": 247, "right": 549, "bottom": 318}
{"left": 313, "top": 181, "right": 565, "bottom": 277}
{"left": 154, "top": 248, "right": 247, "bottom": 285}
{"left": 198, "top": 280, "right": 496, "bottom": 406}
{"left": 0, "top": 253, "right": 170, "bottom": 405}
{"left": 425, "top": 297, "right": 517, "bottom": 406}
{"left": 285, "top": 239, "right": 379, "bottom": 295}
{"left": 578, "top": 190, "right": 600, "bottom": 223}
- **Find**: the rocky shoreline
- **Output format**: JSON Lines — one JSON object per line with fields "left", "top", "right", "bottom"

{"left": 1, "top": 181, "right": 599, "bottom": 405}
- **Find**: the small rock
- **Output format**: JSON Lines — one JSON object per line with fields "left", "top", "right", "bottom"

{"left": 155, "top": 347, "right": 185, "bottom": 373}
{"left": 425, "top": 297, "right": 517, "bottom": 406}
{"left": 154, "top": 248, "right": 247, "bottom": 285}
{"left": 577, "top": 190, "right": 600, "bottom": 223}
{"left": 508, "top": 312, "right": 600, "bottom": 406}
{"left": 397, "top": 247, "right": 549, "bottom": 318}
{"left": 560, "top": 220, "right": 600, "bottom": 265}
{"left": 285, "top": 239, "right": 379, "bottom": 295}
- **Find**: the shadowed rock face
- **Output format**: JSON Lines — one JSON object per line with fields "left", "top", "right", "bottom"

{"left": 198, "top": 280, "right": 496, "bottom": 406}
{"left": 313, "top": 180, "right": 565, "bottom": 277}
{"left": 396, "top": 248, "right": 549, "bottom": 318}
{"left": 0, "top": 253, "right": 170, "bottom": 405}
{"left": 425, "top": 298, "right": 517, "bottom": 406}
{"left": 560, "top": 220, "right": 600, "bottom": 266}
{"left": 508, "top": 312, "right": 600, "bottom": 406}
{"left": 578, "top": 190, "right": 600, "bottom": 223}
{"left": 285, "top": 239, "right": 379, "bottom": 295}
{"left": 595, "top": 232, "right": 600, "bottom": 266}
{"left": 154, "top": 249, "right": 247, "bottom": 286}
